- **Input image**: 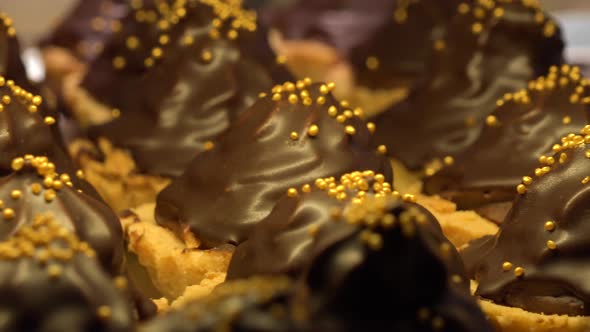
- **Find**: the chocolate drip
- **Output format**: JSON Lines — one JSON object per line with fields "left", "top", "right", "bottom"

{"left": 371, "top": 0, "right": 564, "bottom": 170}
{"left": 473, "top": 127, "right": 590, "bottom": 315}
{"left": 0, "top": 216, "right": 135, "bottom": 332}
{"left": 424, "top": 66, "right": 590, "bottom": 223}
{"left": 156, "top": 81, "right": 392, "bottom": 248}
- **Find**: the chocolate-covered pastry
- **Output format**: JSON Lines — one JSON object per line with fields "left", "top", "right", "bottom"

{"left": 0, "top": 215, "right": 135, "bottom": 332}
{"left": 471, "top": 126, "right": 590, "bottom": 316}
{"left": 0, "top": 155, "right": 124, "bottom": 273}
{"left": 74, "top": 0, "right": 291, "bottom": 177}
{"left": 156, "top": 81, "right": 392, "bottom": 248}
{"left": 267, "top": 0, "right": 460, "bottom": 89}
{"left": 141, "top": 277, "right": 296, "bottom": 332}
{"left": 371, "top": 0, "right": 564, "bottom": 170}
{"left": 424, "top": 65, "right": 590, "bottom": 223}
{"left": 41, "top": 0, "right": 130, "bottom": 64}
{"left": 298, "top": 195, "right": 490, "bottom": 332}
{"left": 228, "top": 170, "right": 393, "bottom": 279}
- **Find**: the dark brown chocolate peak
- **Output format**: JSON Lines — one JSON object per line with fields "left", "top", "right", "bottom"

{"left": 424, "top": 65, "right": 590, "bottom": 223}
{"left": 371, "top": 0, "right": 564, "bottom": 170}
{"left": 228, "top": 170, "right": 393, "bottom": 279}
{"left": 40, "top": 0, "right": 130, "bottom": 63}
{"left": 0, "top": 13, "right": 35, "bottom": 92}
{"left": 155, "top": 81, "right": 392, "bottom": 248}
{"left": 265, "top": 0, "right": 461, "bottom": 89}
{"left": 473, "top": 126, "right": 590, "bottom": 316}
{"left": 142, "top": 277, "right": 298, "bottom": 332}
{"left": 297, "top": 195, "right": 490, "bottom": 332}
{"left": 0, "top": 155, "right": 124, "bottom": 274}
{"left": 83, "top": 0, "right": 291, "bottom": 176}
{"left": 0, "top": 215, "right": 135, "bottom": 332}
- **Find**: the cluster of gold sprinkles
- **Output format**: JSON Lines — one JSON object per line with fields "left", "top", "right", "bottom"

{"left": 113, "top": 0, "right": 256, "bottom": 70}
{"left": 1, "top": 156, "right": 85, "bottom": 221}
{"left": 0, "top": 76, "right": 55, "bottom": 125}
{"left": 456, "top": 0, "right": 556, "bottom": 37}
{"left": 0, "top": 12, "right": 16, "bottom": 37}
{"left": 0, "top": 213, "right": 126, "bottom": 322}
{"left": 260, "top": 79, "right": 389, "bottom": 155}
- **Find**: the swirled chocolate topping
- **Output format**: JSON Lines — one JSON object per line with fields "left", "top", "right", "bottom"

{"left": 142, "top": 277, "right": 297, "bottom": 332}
{"left": 0, "top": 155, "right": 124, "bottom": 273}
{"left": 0, "top": 215, "right": 135, "bottom": 332}
{"left": 471, "top": 126, "right": 590, "bottom": 316}
{"left": 296, "top": 195, "right": 490, "bottom": 332}
{"left": 155, "top": 81, "right": 392, "bottom": 248}
{"left": 265, "top": 0, "right": 460, "bottom": 89}
{"left": 371, "top": 0, "right": 564, "bottom": 170}
{"left": 40, "top": 0, "right": 130, "bottom": 63}
{"left": 424, "top": 65, "right": 590, "bottom": 223}
{"left": 0, "top": 14, "right": 35, "bottom": 92}
{"left": 83, "top": 0, "right": 292, "bottom": 176}
{"left": 228, "top": 170, "right": 394, "bottom": 279}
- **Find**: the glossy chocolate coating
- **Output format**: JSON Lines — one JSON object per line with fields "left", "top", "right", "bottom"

{"left": 40, "top": 0, "right": 130, "bottom": 63}
{"left": 141, "top": 277, "right": 298, "bottom": 332}
{"left": 472, "top": 128, "right": 590, "bottom": 315}
{"left": 83, "top": 0, "right": 291, "bottom": 177}
{"left": 228, "top": 170, "right": 393, "bottom": 279}
{"left": 424, "top": 66, "right": 590, "bottom": 223}
{"left": 371, "top": 0, "right": 564, "bottom": 170}
{"left": 0, "top": 157, "right": 124, "bottom": 274}
{"left": 266, "top": 0, "right": 460, "bottom": 88}
{"left": 155, "top": 82, "right": 392, "bottom": 248}
{"left": 297, "top": 195, "right": 490, "bottom": 332}
{"left": 0, "top": 217, "right": 135, "bottom": 332}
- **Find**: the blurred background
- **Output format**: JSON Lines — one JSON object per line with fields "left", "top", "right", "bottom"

{"left": 0, "top": 0, "right": 588, "bottom": 46}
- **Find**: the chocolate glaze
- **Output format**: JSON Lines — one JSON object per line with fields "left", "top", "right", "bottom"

{"left": 228, "top": 170, "right": 393, "bottom": 279}
{"left": 83, "top": 0, "right": 292, "bottom": 177}
{"left": 424, "top": 66, "right": 590, "bottom": 223}
{"left": 0, "top": 156, "right": 124, "bottom": 274}
{"left": 40, "top": 0, "right": 130, "bottom": 63}
{"left": 371, "top": 0, "right": 565, "bottom": 170}
{"left": 141, "top": 277, "right": 298, "bottom": 332}
{"left": 471, "top": 127, "right": 590, "bottom": 315}
{"left": 155, "top": 81, "right": 392, "bottom": 248}
{"left": 265, "top": 0, "right": 460, "bottom": 89}
{"left": 0, "top": 216, "right": 135, "bottom": 332}
{"left": 297, "top": 195, "right": 490, "bottom": 332}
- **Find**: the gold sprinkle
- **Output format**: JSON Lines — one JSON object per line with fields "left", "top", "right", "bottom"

{"left": 514, "top": 267, "right": 525, "bottom": 277}
{"left": 443, "top": 156, "right": 454, "bottom": 166}
{"left": 301, "top": 184, "right": 311, "bottom": 193}
{"left": 345, "top": 126, "right": 356, "bottom": 135}
{"left": 201, "top": 50, "right": 213, "bottom": 62}
{"left": 159, "top": 34, "right": 170, "bottom": 45}
{"left": 403, "top": 194, "right": 417, "bottom": 203}
{"left": 112, "top": 56, "right": 126, "bottom": 69}
{"left": 516, "top": 184, "right": 527, "bottom": 194}
{"left": 502, "top": 261, "right": 513, "bottom": 271}
{"left": 114, "top": 276, "right": 128, "bottom": 290}
{"left": 366, "top": 122, "right": 376, "bottom": 133}
{"left": 307, "top": 125, "right": 319, "bottom": 137}
{"left": 2, "top": 208, "right": 14, "bottom": 220}
{"left": 44, "top": 189, "right": 56, "bottom": 203}
{"left": 522, "top": 176, "right": 533, "bottom": 185}
{"left": 377, "top": 145, "right": 387, "bottom": 155}
{"left": 472, "top": 22, "right": 483, "bottom": 34}
{"left": 203, "top": 141, "right": 215, "bottom": 151}
{"left": 11, "top": 158, "right": 24, "bottom": 171}
{"left": 2, "top": 95, "right": 10, "bottom": 104}
{"left": 31, "top": 183, "right": 42, "bottom": 195}
{"left": 290, "top": 131, "right": 299, "bottom": 140}
{"left": 328, "top": 106, "right": 338, "bottom": 117}
{"left": 365, "top": 56, "right": 379, "bottom": 71}
{"left": 97, "top": 306, "right": 112, "bottom": 320}
{"left": 563, "top": 116, "right": 572, "bottom": 124}
{"left": 288, "top": 94, "right": 298, "bottom": 104}
{"left": 76, "top": 170, "right": 85, "bottom": 179}
{"left": 544, "top": 221, "right": 556, "bottom": 232}
{"left": 486, "top": 115, "right": 499, "bottom": 126}
{"left": 11, "top": 190, "right": 22, "bottom": 200}
{"left": 547, "top": 240, "right": 557, "bottom": 250}
{"left": 287, "top": 188, "right": 298, "bottom": 198}
{"left": 276, "top": 55, "right": 287, "bottom": 64}
{"left": 582, "top": 176, "right": 590, "bottom": 185}
{"left": 47, "top": 265, "right": 62, "bottom": 278}
{"left": 44, "top": 117, "right": 56, "bottom": 125}
{"left": 126, "top": 36, "right": 139, "bottom": 49}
